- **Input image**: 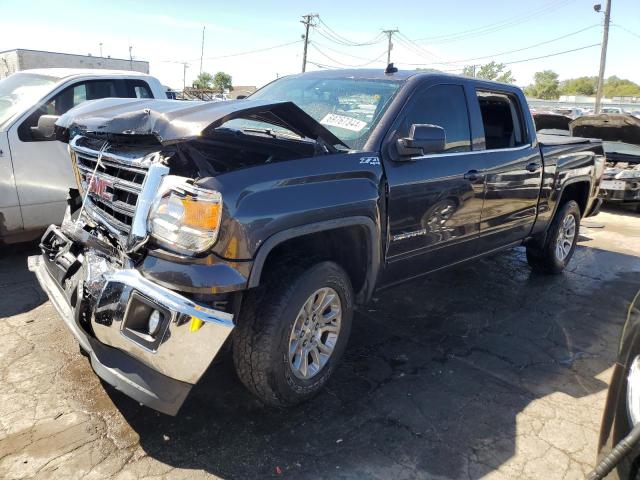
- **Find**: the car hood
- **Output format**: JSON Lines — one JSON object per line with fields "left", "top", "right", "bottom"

{"left": 533, "top": 113, "right": 572, "bottom": 132}
{"left": 56, "top": 98, "right": 348, "bottom": 148}
{"left": 570, "top": 114, "right": 640, "bottom": 145}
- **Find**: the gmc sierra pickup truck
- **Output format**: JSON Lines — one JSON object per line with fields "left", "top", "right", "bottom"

{"left": 30, "top": 68, "right": 603, "bottom": 415}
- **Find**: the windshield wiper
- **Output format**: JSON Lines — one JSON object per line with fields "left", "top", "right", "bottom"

{"left": 241, "top": 127, "right": 304, "bottom": 141}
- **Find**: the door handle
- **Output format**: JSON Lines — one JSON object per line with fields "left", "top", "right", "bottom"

{"left": 463, "top": 170, "right": 483, "bottom": 181}
{"left": 525, "top": 162, "right": 541, "bottom": 173}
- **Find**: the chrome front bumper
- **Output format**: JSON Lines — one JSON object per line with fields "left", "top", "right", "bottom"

{"left": 29, "top": 225, "right": 235, "bottom": 415}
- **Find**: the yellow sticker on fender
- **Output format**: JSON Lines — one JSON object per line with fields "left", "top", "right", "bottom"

{"left": 320, "top": 113, "right": 367, "bottom": 132}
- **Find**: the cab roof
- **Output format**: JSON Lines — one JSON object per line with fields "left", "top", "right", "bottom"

{"left": 284, "top": 68, "right": 518, "bottom": 89}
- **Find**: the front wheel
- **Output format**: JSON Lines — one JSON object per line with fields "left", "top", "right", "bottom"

{"left": 526, "top": 200, "right": 581, "bottom": 274}
{"left": 233, "top": 261, "right": 353, "bottom": 406}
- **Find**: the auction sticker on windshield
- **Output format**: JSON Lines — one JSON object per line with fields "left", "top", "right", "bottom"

{"left": 320, "top": 113, "right": 367, "bottom": 132}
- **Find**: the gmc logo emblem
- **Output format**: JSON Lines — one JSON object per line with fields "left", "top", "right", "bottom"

{"left": 87, "top": 175, "right": 114, "bottom": 202}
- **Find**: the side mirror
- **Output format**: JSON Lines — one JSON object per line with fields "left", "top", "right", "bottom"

{"left": 30, "top": 115, "right": 60, "bottom": 140}
{"left": 396, "top": 124, "right": 446, "bottom": 157}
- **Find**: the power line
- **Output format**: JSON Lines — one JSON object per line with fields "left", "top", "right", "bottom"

{"left": 399, "top": 24, "right": 600, "bottom": 66}
{"left": 193, "top": 40, "right": 302, "bottom": 62}
{"left": 412, "top": 0, "right": 576, "bottom": 44}
{"left": 394, "top": 33, "right": 451, "bottom": 64}
{"left": 613, "top": 23, "right": 640, "bottom": 40}
{"left": 306, "top": 60, "right": 339, "bottom": 70}
{"left": 309, "top": 44, "right": 387, "bottom": 67}
{"left": 316, "top": 17, "right": 385, "bottom": 46}
{"left": 394, "top": 43, "right": 601, "bottom": 70}
{"left": 501, "top": 43, "right": 600, "bottom": 65}
{"left": 310, "top": 41, "right": 389, "bottom": 62}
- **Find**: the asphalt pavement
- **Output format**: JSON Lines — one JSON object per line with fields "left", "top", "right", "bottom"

{"left": 1, "top": 206, "right": 639, "bottom": 480}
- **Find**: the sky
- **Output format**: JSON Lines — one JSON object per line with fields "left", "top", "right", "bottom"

{"left": 0, "top": 0, "right": 639, "bottom": 90}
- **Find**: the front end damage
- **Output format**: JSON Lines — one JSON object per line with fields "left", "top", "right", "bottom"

{"left": 30, "top": 225, "right": 233, "bottom": 415}
{"left": 31, "top": 98, "right": 344, "bottom": 414}
{"left": 571, "top": 114, "right": 640, "bottom": 208}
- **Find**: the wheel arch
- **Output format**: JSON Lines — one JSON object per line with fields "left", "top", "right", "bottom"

{"left": 247, "top": 217, "right": 381, "bottom": 304}
{"left": 554, "top": 177, "right": 592, "bottom": 218}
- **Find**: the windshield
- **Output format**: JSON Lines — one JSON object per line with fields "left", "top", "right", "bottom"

{"left": 603, "top": 141, "right": 640, "bottom": 157}
{"left": 244, "top": 76, "right": 402, "bottom": 149}
{"left": 0, "top": 72, "right": 59, "bottom": 129}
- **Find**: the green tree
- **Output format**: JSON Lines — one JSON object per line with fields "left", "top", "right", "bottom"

{"left": 213, "top": 71, "right": 233, "bottom": 93}
{"left": 463, "top": 61, "right": 515, "bottom": 84}
{"left": 560, "top": 76, "right": 597, "bottom": 96}
{"left": 603, "top": 76, "right": 640, "bottom": 97}
{"left": 525, "top": 70, "right": 560, "bottom": 99}
{"left": 192, "top": 72, "right": 214, "bottom": 89}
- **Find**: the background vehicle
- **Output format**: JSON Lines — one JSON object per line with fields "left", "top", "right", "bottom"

{"left": 593, "top": 289, "right": 640, "bottom": 479}
{"left": 31, "top": 69, "right": 603, "bottom": 415}
{"left": 571, "top": 114, "right": 640, "bottom": 212}
{"left": 0, "top": 69, "right": 166, "bottom": 243}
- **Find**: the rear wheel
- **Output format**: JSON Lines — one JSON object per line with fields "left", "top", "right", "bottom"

{"left": 526, "top": 200, "right": 581, "bottom": 274}
{"left": 233, "top": 261, "right": 353, "bottom": 406}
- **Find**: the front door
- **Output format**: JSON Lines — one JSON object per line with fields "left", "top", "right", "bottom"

{"left": 381, "top": 83, "right": 485, "bottom": 286}
{"left": 9, "top": 79, "right": 121, "bottom": 230}
{"left": 0, "top": 131, "right": 23, "bottom": 236}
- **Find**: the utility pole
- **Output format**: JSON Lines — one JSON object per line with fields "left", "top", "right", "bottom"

{"left": 128, "top": 46, "right": 133, "bottom": 70}
{"left": 200, "top": 26, "right": 206, "bottom": 75}
{"left": 300, "top": 13, "right": 318, "bottom": 73}
{"left": 383, "top": 29, "right": 399, "bottom": 66}
{"left": 595, "top": 0, "right": 612, "bottom": 114}
{"left": 182, "top": 62, "right": 189, "bottom": 91}
{"left": 99, "top": 42, "right": 103, "bottom": 57}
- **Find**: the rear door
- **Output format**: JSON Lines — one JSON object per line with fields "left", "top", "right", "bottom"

{"left": 381, "top": 82, "right": 485, "bottom": 286}
{"left": 466, "top": 87, "right": 543, "bottom": 252}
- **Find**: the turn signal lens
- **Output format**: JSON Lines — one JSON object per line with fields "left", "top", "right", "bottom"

{"left": 149, "top": 183, "right": 223, "bottom": 254}
{"left": 181, "top": 199, "right": 221, "bottom": 230}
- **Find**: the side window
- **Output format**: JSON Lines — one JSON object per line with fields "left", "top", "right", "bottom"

{"left": 475, "top": 90, "right": 527, "bottom": 150}
{"left": 18, "top": 80, "right": 117, "bottom": 142}
{"left": 400, "top": 84, "right": 471, "bottom": 153}
{"left": 125, "top": 80, "right": 153, "bottom": 99}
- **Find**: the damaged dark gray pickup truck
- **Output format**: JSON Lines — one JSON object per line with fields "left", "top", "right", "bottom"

{"left": 30, "top": 69, "right": 604, "bottom": 415}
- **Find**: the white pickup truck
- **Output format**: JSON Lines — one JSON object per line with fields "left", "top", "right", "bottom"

{"left": 0, "top": 69, "right": 167, "bottom": 243}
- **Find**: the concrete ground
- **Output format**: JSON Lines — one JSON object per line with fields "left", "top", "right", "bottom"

{"left": 1, "top": 206, "right": 639, "bottom": 480}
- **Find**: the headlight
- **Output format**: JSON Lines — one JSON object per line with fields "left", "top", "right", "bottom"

{"left": 148, "top": 182, "right": 222, "bottom": 254}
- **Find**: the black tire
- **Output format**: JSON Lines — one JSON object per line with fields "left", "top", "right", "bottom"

{"left": 233, "top": 261, "right": 353, "bottom": 406}
{"left": 526, "top": 200, "right": 581, "bottom": 274}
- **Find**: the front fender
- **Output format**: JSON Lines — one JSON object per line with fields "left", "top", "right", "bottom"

{"left": 247, "top": 216, "right": 381, "bottom": 303}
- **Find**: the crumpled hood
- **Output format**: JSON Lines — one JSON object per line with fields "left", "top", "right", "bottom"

{"left": 570, "top": 114, "right": 640, "bottom": 145}
{"left": 56, "top": 98, "right": 348, "bottom": 147}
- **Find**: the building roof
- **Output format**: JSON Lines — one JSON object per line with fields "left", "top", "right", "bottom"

{"left": 16, "top": 68, "right": 155, "bottom": 79}
{"left": 0, "top": 48, "right": 147, "bottom": 64}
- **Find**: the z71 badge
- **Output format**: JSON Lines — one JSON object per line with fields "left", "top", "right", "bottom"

{"left": 360, "top": 156, "right": 380, "bottom": 165}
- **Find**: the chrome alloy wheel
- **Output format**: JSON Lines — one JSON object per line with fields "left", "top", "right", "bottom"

{"left": 288, "top": 287, "right": 342, "bottom": 380}
{"left": 555, "top": 213, "right": 576, "bottom": 261}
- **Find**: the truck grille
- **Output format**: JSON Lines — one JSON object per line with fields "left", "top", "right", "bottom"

{"left": 72, "top": 138, "right": 150, "bottom": 234}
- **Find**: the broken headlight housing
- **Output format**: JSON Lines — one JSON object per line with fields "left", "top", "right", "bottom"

{"left": 148, "top": 182, "right": 222, "bottom": 254}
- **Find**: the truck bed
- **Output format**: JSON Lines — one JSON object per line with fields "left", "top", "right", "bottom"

{"left": 537, "top": 133, "right": 600, "bottom": 146}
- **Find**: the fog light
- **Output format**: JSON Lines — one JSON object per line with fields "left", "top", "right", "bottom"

{"left": 148, "top": 310, "right": 162, "bottom": 336}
